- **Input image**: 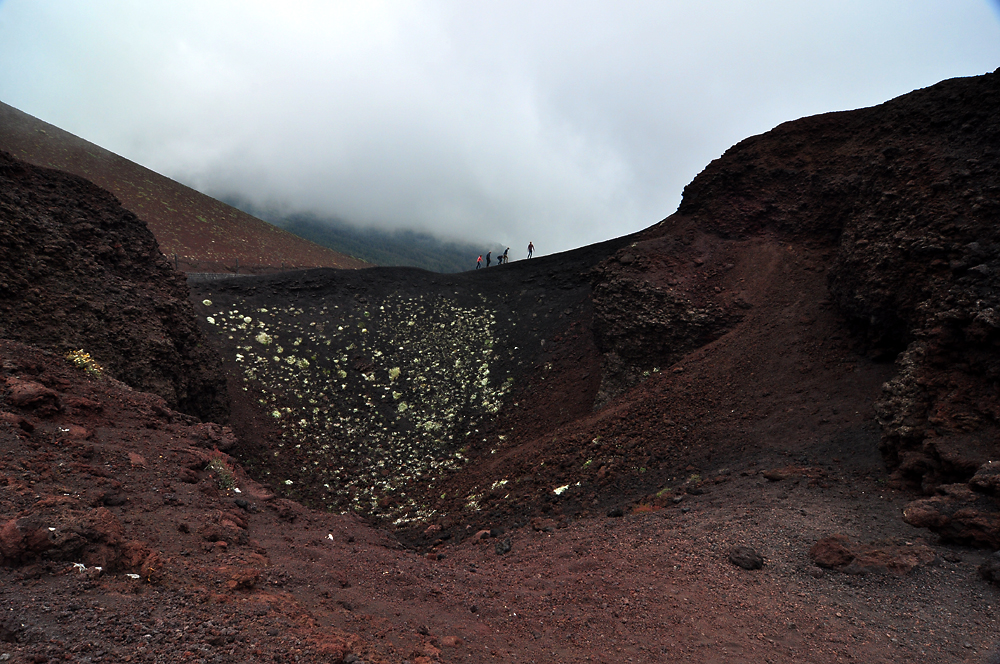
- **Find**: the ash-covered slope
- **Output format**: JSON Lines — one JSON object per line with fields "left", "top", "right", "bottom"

{"left": 2, "top": 72, "right": 1000, "bottom": 664}
{"left": 0, "top": 101, "right": 367, "bottom": 273}
{"left": 197, "top": 69, "right": 1000, "bottom": 552}
{"left": 660, "top": 68, "right": 1000, "bottom": 545}
{"left": 190, "top": 237, "right": 634, "bottom": 523}
{"left": 0, "top": 151, "right": 228, "bottom": 422}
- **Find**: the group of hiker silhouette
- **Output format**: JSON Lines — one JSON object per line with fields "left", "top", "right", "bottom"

{"left": 476, "top": 242, "right": 533, "bottom": 269}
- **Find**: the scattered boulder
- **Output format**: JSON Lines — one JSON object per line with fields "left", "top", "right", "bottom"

{"left": 728, "top": 545, "right": 764, "bottom": 570}
{"left": 440, "top": 635, "right": 463, "bottom": 648}
{"left": 119, "top": 540, "right": 153, "bottom": 570}
{"left": 59, "top": 424, "right": 92, "bottom": 440}
{"left": 809, "top": 534, "right": 937, "bottom": 575}
{"left": 970, "top": 461, "right": 1000, "bottom": 496}
{"left": 189, "top": 422, "right": 238, "bottom": 451}
{"left": 0, "top": 497, "right": 125, "bottom": 569}
{"left": 902, "top": 484, "right": 1000, "bottom": 548}
{"left": 530, "top": 517, "right": 557, "bottom": 532}
{"left": 495, "top": 538, "right": 512, "bottom": 555}
{"left": 226, "top": 568, "right": 261, "bottom": 591}
{"left": 0, "top": 410, "right": 33, "bottom": 432}
{"left": 199, "top": 511, "right": 249, "bottom": 546}
{"left": 4, "top": 378, "right": 61, "bottom": 417}
{"left": 809, "top": 536, "right": 855, "bottom": 569}
{"left": 140, "top": 550, "right": 165, "bottom": 585}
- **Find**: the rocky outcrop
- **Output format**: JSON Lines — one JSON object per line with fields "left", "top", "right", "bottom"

{"left": 0, "top": 497, "right": 125, "bottom": 569}
{"left": 902, "top": 484, "right": 1000, "bottom": 549}
{"left": 809, "top": 534, "right": 937, "bottom": 575}
{"left": 980, "top": 551, "right": 1000, "bottom": 585}
{"left": 672, "top": 69, "right": 1000, "bottom": 499}
{"left": 590, "top": 233, "right": 741, "bottom": 404}
{"left": 0, "top": 151, "right": 228, "bottom": 422}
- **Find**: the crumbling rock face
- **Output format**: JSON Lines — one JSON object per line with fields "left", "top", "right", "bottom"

{"left": 0, "top": 151, "right": 228, "bottom": 422}
{"left": 590, "top": 236, "right": 741, "bottom": 404}
{"left": 809, "top": 534, "right": 938, "bottom": 575}
{"left": 673, "top": 69, "right": 1000, "bottom": 498}
{"left": 971, "top": 460, "right": 1000, "bottom": 496}
{"left": 902, "top": 484, "right": 1000, "bottom": 549}
{"left": 4, "top": 378, "right": 61, "bottom": 417}
{"left": 0, "top": 497, "right": 125, "bottom": 569}
{"left": 592, "top": 270, "right": 737, "bottom": 366}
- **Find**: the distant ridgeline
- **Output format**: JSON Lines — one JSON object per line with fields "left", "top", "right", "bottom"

{"left": 224, "top": 200, "right": 502, "bottom": 274}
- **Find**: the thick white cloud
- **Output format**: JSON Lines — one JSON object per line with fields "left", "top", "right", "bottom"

{"left": 1, "top": 0, "right": 998, "bottom": 253}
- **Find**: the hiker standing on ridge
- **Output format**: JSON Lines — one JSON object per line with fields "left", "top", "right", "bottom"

{"left": 486, "top": 251, "right": 492, "bottom": 267}
{"left": 527, "top": 241, "right": 534, "bottom": 259}
{"left": 476, "top": 255, "right": 482, "bottom": 269}
{"left": 503, "top": 247, "right": 509, "bottom": 264}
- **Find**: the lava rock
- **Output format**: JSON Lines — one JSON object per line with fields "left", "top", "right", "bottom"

{"left": 810, "top": 534, "right": 938, "bottom": 575}
{"left": 903, "top": 484, "right": 1000, "bottom": 548}
{"left": 4, "top": 378, "right": 61, "bottom": 416}
{"left": 970, "top": 461, "right": 1000, "bottom": 496}
{"left": 0, "top": 498, "right": 125, "bottom": 569}
{"left": 810, "top": 535, "right": 855, "bottom": 569}
{"left": 728, "top": 546, "right": 764, "bottom": 570}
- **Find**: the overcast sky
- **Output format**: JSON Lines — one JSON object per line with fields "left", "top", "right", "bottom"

{"left": 1, "top": 1, "right": 998, "bottom": 255}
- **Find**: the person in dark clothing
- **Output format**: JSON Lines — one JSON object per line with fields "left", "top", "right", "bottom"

{"left": 503, "top": 247, "right": 509, "bottom": 264}
{"left": 486, "top": 251, "right": 491, "bottom": 267}
{"left": 476, "top": 255, "right": 482, "bottom": 269}
{"left": 527, "top": 241, "right": 534, "bottom": 258}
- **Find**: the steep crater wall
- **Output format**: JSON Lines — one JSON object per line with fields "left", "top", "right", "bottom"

{"left": 190, "top": 240, "right": 631, "bottom": 525}
{"left": 0, "top": 151, "right": 229, "bottom": 422}
{"left": 670, "top": 69, "right": 1000, "bottom": 545}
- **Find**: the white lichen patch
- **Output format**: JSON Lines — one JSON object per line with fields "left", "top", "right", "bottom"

{"left": 206, "top": 292, "right": 514, "bottom": 523}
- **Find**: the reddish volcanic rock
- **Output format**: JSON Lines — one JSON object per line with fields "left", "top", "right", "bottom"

{"left": 810, "top": 535, "right": 856, "bottom": 569}
{"left": 0, "top": 498, "right": 125, "bottom": 569}
{"left": 980, "top": 551, "right": 1000, "bottom": 585}
{"left": 4, "top": 378, "right": 61, "bottom": 416}
{"left": 903, "top": 483, "right": 1000, "bottom": 548}
{"left": 810, "top": 534, "right": 937, "bottom": 575}
{"left": 971, "top": 460, "right": 1000, "bottom": 496}
{"left": 0, "top": 150, "right": 229, "bottom": 422}
{"left": 675, "top": 69, "right": 1000, "bottom": 498}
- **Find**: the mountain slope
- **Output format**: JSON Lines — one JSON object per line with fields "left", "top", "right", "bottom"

{"left": 0, "top": 101, "right": 367, "bottom": 273}
{"left": 193, "top": 69, "right": 1000, "bottom": 550}
{"left": 274, "top": 213, "right": 503, "bottom": 274}
{"left": 2, "top": 71, "right": 1000, "bottom": 663}
{"left": 0, "top": 150, "right": 229, "bottom": 422}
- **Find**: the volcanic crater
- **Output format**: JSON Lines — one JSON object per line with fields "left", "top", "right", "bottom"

{"left": 1, "top": 69, "right": 999, "bottom": 663}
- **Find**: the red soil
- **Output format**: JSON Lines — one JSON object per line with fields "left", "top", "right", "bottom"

{"left": 2, "top": 70, "right": 1000, "bottom": 664}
